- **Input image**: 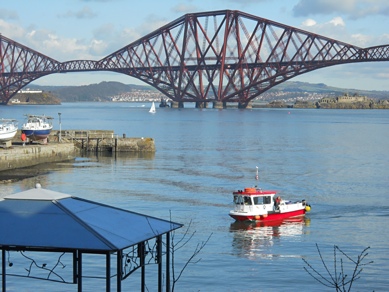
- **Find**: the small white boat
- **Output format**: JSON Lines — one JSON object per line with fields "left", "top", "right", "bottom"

{"left": 0, "top": 119, "right": 18, "bottom": 142}
{"left": 149, "top": 102, "right": 156, "bottom": 113}
{"left": 21, "top": 114, "right": 53, "bottom": 141}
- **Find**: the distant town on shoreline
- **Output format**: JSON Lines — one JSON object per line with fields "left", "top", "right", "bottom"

{"left": 10, "top": 81, "right": 389, "bottom": 109}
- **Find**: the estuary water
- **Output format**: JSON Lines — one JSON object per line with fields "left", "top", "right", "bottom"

{"left": 0, "top": 102, "right": 388, "bottom": 291}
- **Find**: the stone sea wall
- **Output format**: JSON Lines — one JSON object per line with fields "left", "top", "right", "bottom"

{"left": 0, "top": 130, "right": 155, "bottom": 178}
{"left": 0, "top": 142, "right": 76, "bottom": 172}
{"left": 46, "top": 130, "right": 156, "bottom": 152}
{"left": 80, "top": 137, "right": 156, "bottom": 152}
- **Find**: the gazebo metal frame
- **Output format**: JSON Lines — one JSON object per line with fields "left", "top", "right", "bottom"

{"left": 0, "top": 185, "right": 183, "bottom": 291}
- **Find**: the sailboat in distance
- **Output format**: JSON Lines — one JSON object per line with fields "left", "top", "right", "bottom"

{"left": 149, "top": 102, "right": 156, "bottom": 113}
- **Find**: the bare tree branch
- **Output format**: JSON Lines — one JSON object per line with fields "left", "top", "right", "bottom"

{"left": 167, "top": 212, "right": 213, "bottom": 292}
{"left": 302, "top": 244, "right": 373, "bottom": 291}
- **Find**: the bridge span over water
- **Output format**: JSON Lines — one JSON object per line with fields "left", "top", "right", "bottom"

{"left": 1, "top": 10, "right": 388, "bottom": 107}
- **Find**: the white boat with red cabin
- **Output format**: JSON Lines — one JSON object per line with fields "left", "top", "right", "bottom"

{"left": 229, "top": 187, "right": 311, "bottom": 222}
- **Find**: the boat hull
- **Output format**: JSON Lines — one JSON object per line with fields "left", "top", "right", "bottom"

{"left": 22, "top": 129, "right": 52, "bottom": 141}
{"left": 229, "top": 209, "right": 306, "bottom": 222}
{"left": 0, "top": 129, "right": 18, "bottom": 142}
{"left": 0, "top": 120, "right": 18, "bottom": 142}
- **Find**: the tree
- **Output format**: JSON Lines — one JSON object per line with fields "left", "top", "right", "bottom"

{"left": 169, "top": 218, "right": 212, "bottom": 292}
{"left": 302, "top": 244, "right": 373, "bottom": 291}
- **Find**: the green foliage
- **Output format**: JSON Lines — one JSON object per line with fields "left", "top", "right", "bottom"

{"left": 29, "top": 81, "right": 155, "bottom": 102}
{"left": 13, "top": 92, "right": 61, "bottom": 104}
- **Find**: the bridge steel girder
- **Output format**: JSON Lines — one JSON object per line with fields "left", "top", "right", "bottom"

{"left": 0, "top": 34, "right": 62, "bottom": 104}
{"left": 100, "top": 10, "right": 389, "bottom": 106}
{"left": 1, "top": 10, "right": 389, "bottom": 105}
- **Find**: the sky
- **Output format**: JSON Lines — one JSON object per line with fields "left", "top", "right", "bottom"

{"left": 1, "top": 0, "right": 389, "bottom": 91}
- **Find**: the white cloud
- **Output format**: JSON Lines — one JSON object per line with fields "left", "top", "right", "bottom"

{"left": 376, "top": 33, "right": 389, "bottom": 45}
{"left": 89, "top": 39, "right": 108, "bottom": 57}
{"left": 26, "top": 30, "right": 36, "bottom": 38}
{"left": 13, "top": 28, "right": 95, "bottom": 61}
{"left": 172, "top": 4, "right": 198, "bottom": 14}
{"left": 350, "top": 33, "right": 372, "bottom": 47}
{"left": 329, "top": 17, "right": 345, "bottom": 26}
{"left": 300, "top": 17, "right": 347, "bottom": 40}
{"left": 0, "top": 19, "right": 25, "bottom": 39}
{"left": 300, "top": 15, "right": 386, "bottom": 47}
{"left": 42, "top": 35, "right": 89, "bottom": 60}
{"left": 302, "top": 19, "right": 316, "bottom": 27}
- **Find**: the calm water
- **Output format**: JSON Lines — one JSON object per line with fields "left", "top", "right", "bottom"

{"left": 0, "top": 103, "right": 388, "bottom": 291}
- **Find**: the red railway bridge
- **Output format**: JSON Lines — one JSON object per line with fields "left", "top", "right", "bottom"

{"left": 1, "top": 10, "right": 389, "bottom": 107}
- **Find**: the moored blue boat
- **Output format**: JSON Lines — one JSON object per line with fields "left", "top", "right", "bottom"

{"left": 21, "top": 114, "right": 53, "bottom": 141}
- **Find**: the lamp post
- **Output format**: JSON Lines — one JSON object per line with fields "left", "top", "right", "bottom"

{"left": 58, "top": 113, "right": 62, "bottom": 142}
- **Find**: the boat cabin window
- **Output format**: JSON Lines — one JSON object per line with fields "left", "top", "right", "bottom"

{"left": 233, "top": 195, "right": 243, "bottom": 205}
{"left": 263, "top": 196, "right": 271, "bottom": 204}
{"left": 244, "top": 196, "right": 252, "bottom": 205}
{"left": 253, "top": 196, "right": 272, "bottom": 205}
{"left": 233, "top": 196, "right": 252, "bottom": 205}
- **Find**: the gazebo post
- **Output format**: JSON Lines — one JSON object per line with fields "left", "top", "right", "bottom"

{"left": 73, "top": 251, "right": 77, "bottom": 284}
{"left": 106, "top": 252, "right": 110, "bottom": 292}
{"left": 157, "top": 235, "right": 162, "bottom": 292}
{"left": 117, "top": 250, "right": 122, "bottom": 292}
{"left": 166, "top": 232, "right": 170, "bottom": 292}
{"left": 140, "top": 242, "right": 145, "bottom": 292}
{"left": 2, "top": 249, "right": 6, "bottom": 292}
{"left": 77, "top": 251, "right": 82, "bottom": 292}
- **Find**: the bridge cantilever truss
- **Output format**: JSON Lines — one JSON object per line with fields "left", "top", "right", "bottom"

{"left": 1, "top": 10, "right": 389, "bottom": 106}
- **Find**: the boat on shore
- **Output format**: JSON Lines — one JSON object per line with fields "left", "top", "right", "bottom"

{"left": 229, "top": 186, "right": 311, "bottom": 222}
{"left": 0, "top": 119, "right": 18, "bottom": 142}
{"left": 21, "top": 114, "right": 53, "bottom": 141}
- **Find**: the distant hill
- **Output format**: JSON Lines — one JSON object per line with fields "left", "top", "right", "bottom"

{"left": 268, "top": 81, "right": 389, "bottom": 99}
{"left": 11, "top": 91, "right": 61, "bottom": 105}
{"left": 29, "top": 81, "right": 154, "bottom": 102}
{"left": 28, "top": 81, "right": 389, "bottom": 102}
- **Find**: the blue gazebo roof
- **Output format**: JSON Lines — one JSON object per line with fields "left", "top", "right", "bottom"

{"left": 0, "top": 184, "right": 182, "bottom": 252}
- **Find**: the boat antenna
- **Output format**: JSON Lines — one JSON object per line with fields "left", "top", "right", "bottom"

{"left": 255, "top": 166, "right": 259, "bottom": 180}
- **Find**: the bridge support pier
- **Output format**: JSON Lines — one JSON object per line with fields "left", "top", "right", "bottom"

{"left": 238, "top": 101, "right": 253, "bottom": 109}
{"left": 170, "top": 101, "right": 184, "bottom": 108}
{"left": 195, "top": 101, "right": 209, "bottom": 108}
{"left": 213, "top": 101, "right": 225, "bottom": 109}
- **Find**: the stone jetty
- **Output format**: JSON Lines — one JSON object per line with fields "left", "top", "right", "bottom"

{"left": 0, "top": 141, "right": 76, "bottom": 172}
{"left": 47, "top": 130, "right": 155, "bottom": 153}
{"left": 0, "top": 130, "right": 155, "bottom": 173}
